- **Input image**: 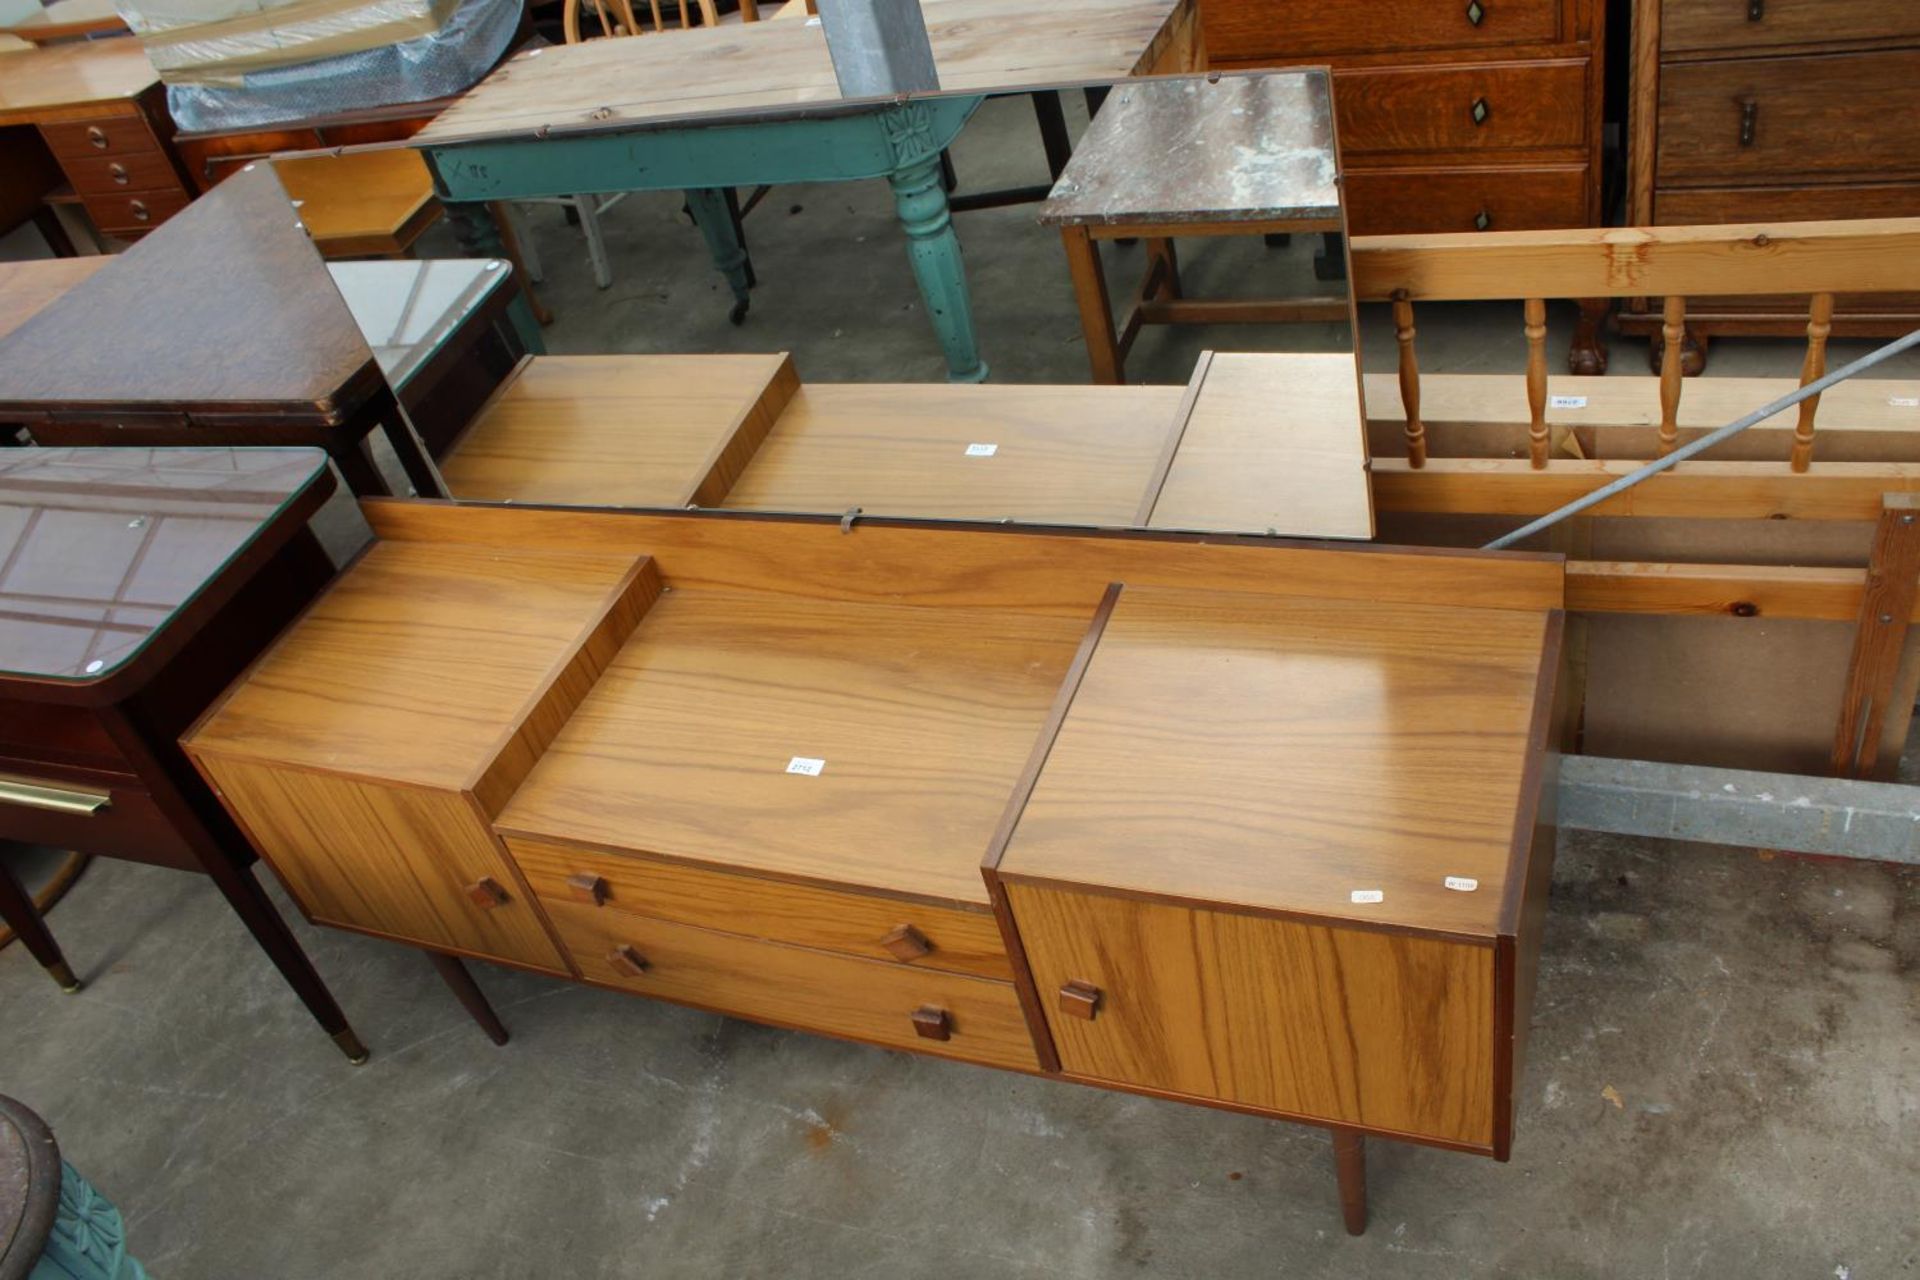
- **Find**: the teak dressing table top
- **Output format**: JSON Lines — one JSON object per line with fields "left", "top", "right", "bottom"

{"left": 0, "top": 447, "right": 330, "bottom": 686}
{"left": 414, "top": 0, "right": 1187, "bottom": 145}
{"left": 999, "top": 585, "right": 1550, "bottom": 937}
{"left": 0, "top": 165, "right": 378, "bottom": 422}
{"left": 0, "top": 38, "right": 158, "bottom": 124}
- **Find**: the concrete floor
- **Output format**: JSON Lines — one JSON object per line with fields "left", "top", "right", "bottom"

{"left": 3, "top": 94, "right": 1919, "bottom": 1278}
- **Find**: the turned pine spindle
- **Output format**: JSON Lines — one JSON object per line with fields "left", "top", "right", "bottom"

{"left": 1658, "top": 295, "right": 1686, "bottom": 456}
{"left": 1392, "top": 292, "right": 1425, "bottom": 468}
{"left": 1524, "top": 297, "right": 1549, "bottom": 469}
{"left": 1791, "top": 292, "right": 1835, "bottom": 473}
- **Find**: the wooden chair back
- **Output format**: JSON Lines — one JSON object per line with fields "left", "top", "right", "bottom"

{"left": 562, "top": 0, "right": 725, "bottom": 41}
{"left": 1349, "top": 219, "right": 1920, "bottom": 471}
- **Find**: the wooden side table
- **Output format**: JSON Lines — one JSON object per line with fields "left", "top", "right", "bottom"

{"left": 0, "top": 446, "right": 369, "bottom": 1064}
{"left": 0, "top": 1094, "right": 147, "bottom": 1280}
{"left": 1038, "top": 70, "right": 1354, "bottom": 385}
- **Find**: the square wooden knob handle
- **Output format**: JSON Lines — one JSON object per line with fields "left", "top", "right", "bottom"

{"left": 567, "top": 873, "right": 609, "bottom": 905}
{"left": 880, "top": 923, "right": 932, "bottom": 961}
{"left": 1058, "top": 980, "right": 1102, "bottom": 1020}
{"left": 609, "top": 945, "right": 649, "bottom": 978}
{"left": 910, "top": 1006, "right": 951, "bottom": 1041}
{"left": 464, "top": 877, "right": 509, "bottom": 909}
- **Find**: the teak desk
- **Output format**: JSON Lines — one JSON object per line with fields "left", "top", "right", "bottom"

{"left": 0, "top": 165, "right": 445, "bottom": 499}
{"left": 186, "top": 500, "right": 1566, "bottom": 1233}
{"left": 405, "top": 0, "right": 1202, "bottom": 380}
{"left": 0, "top": 447, "right": 366, "bottom": 1063}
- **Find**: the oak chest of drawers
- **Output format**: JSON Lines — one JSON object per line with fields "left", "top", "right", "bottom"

{"left": 1624, "top": 0, "right": 1920, "bottom": 361}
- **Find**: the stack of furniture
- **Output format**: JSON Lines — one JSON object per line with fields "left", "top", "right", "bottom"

{"left": 1621, "top": 0, "right": 1920, "bottom": 367}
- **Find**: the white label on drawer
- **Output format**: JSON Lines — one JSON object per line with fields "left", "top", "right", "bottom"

{"left": 965, "top": 442, "right": 998, "bottom": 457}
{"left": 785, "top": 756, "right": 825, "bottom": 776}
{"left": 1349, "top": 889, "right": 1384, "bottom": 904}
{"left": 1549, "top": 395, "right": 1588, "bottom": 409}
{"left": 1444, "top": 876, "right": 1480, "bottom": 892}
{"left": 1890, "top": 397, "right": 1919, "bottom": 408}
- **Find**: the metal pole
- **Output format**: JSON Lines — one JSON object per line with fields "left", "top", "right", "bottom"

{"left": 816, "top": 0, "right": 940, "bottom": 97}
{"left": 1483, "top": 326, "right": 1920, "bottom": 551}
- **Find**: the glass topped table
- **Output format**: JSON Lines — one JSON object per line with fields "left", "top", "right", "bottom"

{"left": 326, "top": 258, "right": 515, "bottom": 393}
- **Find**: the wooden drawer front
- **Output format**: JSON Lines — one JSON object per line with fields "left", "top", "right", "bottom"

{"left": 0, "top": 700, "right": 135, "bottom": 780}
{"left": 549, "top": 901, "right": 1041, "bottom": 1072}
{"left": 0, "top": 772, "right": 198, "bottom": 872}
{"left": 40, "top": 116, "right": 165, "bottom": 162}
{"left": 1661, "top": 0, "right": 1920, "bottom": 55}
{"left": 1335, "top": 59, "right": 1588, "bottom": 156}
{"left": 198, "top": 757, "right": 571, "bottom": 974}
{"left": 1656, "top": 181, "right": 1920, "bottom": 224}
{"left": 510, "top": 836, "right": 1013, "bottom": 981}
{"left": 1345, "top": 164, "right": 1589, "bottom": 235}
{"left": 1199, "top": 0, "right": 1560, "bottom": 61}
{"left": 1657, "top": 52, "right": 1920, "bottom": 186}
{"left": 64, "top": 151, "right": 182, "bottom": 197}
{"left": 1006, "top": 883, "right": 1499, "bottom": 1148}
{"left": 82, "top": 188, "right": 191, "bottom": 236}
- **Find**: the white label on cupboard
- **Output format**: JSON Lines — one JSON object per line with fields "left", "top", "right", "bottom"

{"left": 1549, "top": 395, "right": 1588, "bottom": 409}
{"left": 1349, "top": 889, "right": 1384, "bottom": 904}
{"left": 785, "top": 757, "right": 826, "bottom": 776}
{"left": 1890, "top": 397, "right": 1920, "bottom": 408}
{"left": 1444, "top": 876, "right": 1480, "bottom": 892}
{"left": 965, "top": 443, "right": 998, "bottom": 457}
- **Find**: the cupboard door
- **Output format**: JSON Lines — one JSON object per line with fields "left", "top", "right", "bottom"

{"left": 1006, "top": 883, "right": 1501, "bottom": 1148}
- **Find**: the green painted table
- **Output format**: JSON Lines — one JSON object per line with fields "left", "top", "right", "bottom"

{"left": 407, "top": 0, "right": 1199, "bottom": 381}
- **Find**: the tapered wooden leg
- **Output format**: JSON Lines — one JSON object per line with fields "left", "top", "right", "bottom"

{"left": 428, "top": 951, "right": 510, "bottom": 1046}
{"left": 0, "top": 856, "right": 82, "bottom": 993}
{"left": 200, "top": 857, "right": 369, "bottom": 1064}
{"left": 1062, "top": 225, "right": 1121, "bottom": 384}
{"left": 1332, "top": 1130, "right": 1367, "bottom": 1236}
{"left": 1569, "top": 297, "right": 1611, "bottom": 375}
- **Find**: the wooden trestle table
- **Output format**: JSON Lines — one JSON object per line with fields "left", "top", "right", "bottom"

{"left": 184, "top": 497, "right": 1567, "bottom": 1235}
{"left": 403, "top": 0, "right": 1203, "bottom": 381}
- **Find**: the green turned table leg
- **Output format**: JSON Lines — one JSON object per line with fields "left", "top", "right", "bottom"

{"left": 683, "top": 187, "right": 754, "bottom": 326}
{"left": 31, "top": 1161, "right": 148, "bottom": 1279}
{"left": 882, "top": 103, "right": 988, "bottom": 383}
{"left": 440, "top": 200, "right": 548, "bottom": 355}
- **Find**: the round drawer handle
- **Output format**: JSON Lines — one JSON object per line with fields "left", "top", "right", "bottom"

{"left": 1470, "top": 96, "right": 1490, "bottom": 126}
{"left": 1058, "top": 979, "right": 1102, "bottom": 1021}
{"left": 129, "top": 200, "right": 151, "bottom": 224}
{"left": 1473, "top": 208, "right": 1492, "bottom": 232}
{"left": 86, "top": 126, "right": 108, "bottom": 149}
{"left": 108, "top": 162, "right": 128, "bottom": 185}
{"left": 880, "top": 923, "right": 932, "bottom": 961}
{"left": 609, "top": 944, "right": 649, "bottom": 978}
{"left": 910, "top": 1006, "right": 951, "bottom": 1042}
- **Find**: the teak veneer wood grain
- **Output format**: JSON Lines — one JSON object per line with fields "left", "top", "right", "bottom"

{"left": 547, "top": 900, "right": 1041, "bottom": 1071}
{"left": 511, "top": 834, "right": 1013, "bottom": 979}
{"left": 995, "top": 585, "right": 1550, "bottom": 938}
{"left": 439, "top": 353, "right": 797, "bottom": 508}
{"left": 496, "top": 590, "right": 1088, "bottom": 907}
{"left": 0, "top": 39, "right": 158, "bottom": 125}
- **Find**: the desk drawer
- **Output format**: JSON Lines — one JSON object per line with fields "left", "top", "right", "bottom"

{"left": 1336, "top": 59, "right": 1588, "bottom": 156}
{"left": 1657, "top": 51, "right": 1920, "bottom": 186}
{"left": 0, "top": 771, "right": 198, "bottom": 871}
{"left": 1199, "top": 0, "right": 1560, "bottom": 61}
{"left": 1346, "top": 164, "right": 1589, "bottom": 234}
{"left": 40, "top": 116, "right": 167, "bottom": 163}
{"left": 64, "top": 151, "right": 183, "bottom": 197}
{"left": 548, "top": 901, "right": 1041, "bottom": 1071}
{"left": 510, "top": 835, "right": 1012, "bottom": 981}
{"left": 1655, "top": 181, "right": 1920, "bottom": 224}
{"left": 0, "top": 700, "right": 135, "bottom": 780}
{"left": 1660, "top": 0, "right": 1920, "bottom": 55}
{"left": 82, "top": 187, "right": 191, "bottom": 236}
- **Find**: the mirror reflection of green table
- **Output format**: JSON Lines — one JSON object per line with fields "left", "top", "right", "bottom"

{"left": 406, "top": 0, "right": 1201, "bottom": 382}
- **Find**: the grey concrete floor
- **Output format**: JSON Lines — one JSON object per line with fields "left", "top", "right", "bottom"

{"left": 3, "top": 94, "right": 1919, "bottom": 1278}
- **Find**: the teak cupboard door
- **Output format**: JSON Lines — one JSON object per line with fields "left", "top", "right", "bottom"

{"left": 1006, "top": 884, "right": 1499, "bottom": 1149}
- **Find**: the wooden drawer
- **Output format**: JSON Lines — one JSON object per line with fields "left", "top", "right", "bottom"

{"left": 1657, "top": 51, "right": 1920, "bottom": 186}
{"left": 1198, "top": 0, "right": 1560, "bottom": 61}
{"left": 1345, "top": 164, "right": 1589, "bottom": 234}
{"left": 1660, "top": 0, "right": 1920, "bottom": 55}
{"left": 1335, "top": 59, "right": 1588, "bottom": 156}
{"left": 82, "top": 187, "right": 191, "bottom": 236}
{"left": 0, "top": 771, "right": 197, "bottom": 872}
{"left": 40, "top": 116, "right": 166, "bottom": 163}
{"left": 510, "top": 835, "right": 1013, "bottom": 981}
{"left": 0, "top": 700, "right": 135, "bottom": 780}
{"left": 1656, "top": 181, "right": 1920, "bottom": 224}
{"left": 63, "top": 151, "right": 183, "bottom": 198}
{"left": 548, "top": 900, "right": 1041, "bottom": 1072}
